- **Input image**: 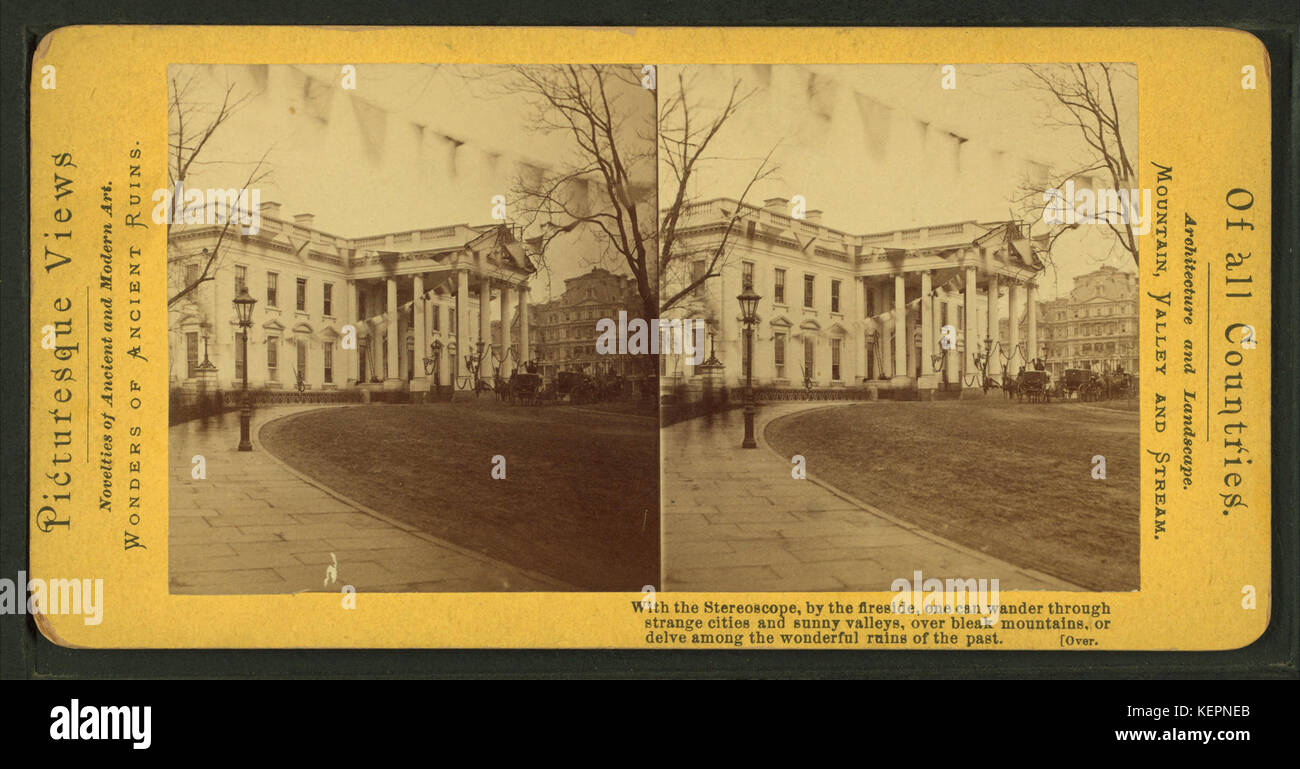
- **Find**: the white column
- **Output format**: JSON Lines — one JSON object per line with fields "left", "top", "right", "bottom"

{"left": 919, "top": 270, "right": 935, "bottom": 390}
{"left": 500, "top": 282, "right": 514, "bottom": 376}
{"left": 854, "top": 277, "right": 866, "bottom": 384}
{"left": 717, "top": 269, "right": 730, "bottom": 384}
{"left": 437, "top": 300, "right": 450, "bottom": 386}
{"left": 413, "top": 273, "right": 427, "bottom": 391}
{"left": 346, "top": 280, "right": 359, "bottom": 386}
{"left": 964, "top": 265, "right": 978, "bottom": 386}
{"left": 397, "top": 309, "right": 408, "bottom": 383}
{"left": 1026, "top": 281, "right": 1039, "bottom": 367}
{"left": 944, "top": 292, "right": 959, "bottom": 383}
{"left": 456, "top": 269, "right": 470, "bottom": 387}
{"left": 479, "top": 268, "right": 493, "bottom": 371}
{"left": 1008, "top": 281, "right": 1022, "bottom": 374}
{"left": 987, "top": 273, "right": 1001, "bottom": 379}
{"left": 893, "top": 273, "right": 907, "bottom": 381}
{"left": 385, "top": 277, "right": 399, "bottom": 387}
{"left": 519, "top": 285, "right": 530, "bottom": 371}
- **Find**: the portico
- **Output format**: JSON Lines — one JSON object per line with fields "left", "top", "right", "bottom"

{"left": 857, "top": 224, "right": 1043, "bottom": 397}
{"left": 347, "top": 225, "right": 536, "bottom": 400}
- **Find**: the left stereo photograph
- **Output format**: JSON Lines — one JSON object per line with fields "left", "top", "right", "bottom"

{"left": 164, "top": 63, "right": 661, "bottom": 595}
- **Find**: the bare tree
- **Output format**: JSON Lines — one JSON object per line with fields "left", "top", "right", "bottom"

{"left": 497, "top": 65, "right": 659, "bottom": 319}
{"left": 657, "top": 71, "right": 778, "bottom": 314}
{"left": 497, "top": 65, "right": 775, "bottom": 321}
{"left": 1015, "top": 63, "right": 1138, "bottom": 266}
{"left": 167, "top": 71, "right": 272, "bottom": 307}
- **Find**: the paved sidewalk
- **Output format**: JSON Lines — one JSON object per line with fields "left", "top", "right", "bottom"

{"left": 169, "top": 405, "right": 565, "bottom": 593}
{"left": 662, "top": 402, "right": 1080, "bottom": 592}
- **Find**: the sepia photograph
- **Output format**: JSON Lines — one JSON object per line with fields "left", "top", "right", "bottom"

{"left": 657, "top": 63, "right": 1141, "bottom": 594}
{"left": 165, "top": 63, "right": 659, "bottom": 593}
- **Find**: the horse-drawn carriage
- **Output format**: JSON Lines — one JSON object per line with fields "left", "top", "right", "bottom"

{"left": 1016, "top": 370, "right": 1051, "bottom": 403}
{"left": 1102, "top": 370, "right": 1136, "bottom": 399}
{"left": 497, "top": 372, "right": 543, "bottom": 405}
{"left": 592, "top": 373, "right": 627, "bottom": 401}
{"left": 493, "top": 365, "right": 633, "bottom": 407}
{"left": 556, "top": 371, "right": 598, "bottom": 404}
{"left": 1059, "top": 368, "right": 1101, "bottom": 401}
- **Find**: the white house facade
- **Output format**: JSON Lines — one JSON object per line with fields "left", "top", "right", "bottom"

{"left": 168, "top": 202, "right": 536, "bottom": 400}
{"left": 661, "top": 197, "right": 1048, "bottom": 398}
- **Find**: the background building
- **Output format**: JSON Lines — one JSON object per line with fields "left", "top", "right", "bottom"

{"left": 1033, "top": 265, "right": 1140, "bottom": 377}
{"left": 528, "top": 267, "right": 644, "bottom": 380}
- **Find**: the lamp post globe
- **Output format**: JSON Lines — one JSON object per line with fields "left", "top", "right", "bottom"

{"left": 233, "top": 287, "right": 257, "bottom": 451}
{"left": 736, "top": 286, "right": 761, "bottom": 449}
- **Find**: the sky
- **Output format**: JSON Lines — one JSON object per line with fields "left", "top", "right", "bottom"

{"left": 170, "top": 63, "right": 654, "bottom": 303}
{"left": 172, "top": 62, "right": 1138, "bottom": 308}
{"left": 657, "top": 63, "right": 1139, "bottom": 300}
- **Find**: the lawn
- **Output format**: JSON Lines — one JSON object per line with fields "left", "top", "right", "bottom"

{"left": 260, "top": 403, "right": 659, "bottom": 590}
{"left": 764, "top": 399, "right": 1139, "bottom": 591}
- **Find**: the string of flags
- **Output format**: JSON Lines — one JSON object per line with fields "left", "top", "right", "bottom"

{"left": 238, "top": 63, "right": 568, "bottom": 196}
{"left": 759, "top": 63, "right": 1059, "bottom": 190}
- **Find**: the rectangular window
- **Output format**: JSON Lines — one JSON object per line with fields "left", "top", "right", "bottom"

{"left": 297, "top": 278, "right": 308, "bottom": 311}
{"left": 774, "top": 332, "right": 786, "bottom": 379}
{"left": 235, "top": 265, "right": 247, "bottom": 294}
{"left": 831, "top": 339, "right": 841, "bottom": 380}
{"left": 803, "top": 274, "right": 815, "bottom": 309}
{"left": 323, "top": 344, "right": 333, "bottom": 384}
{"left": 266, "top": 336, "right": 279, "bottom": 379}
{"left": 323, "top": 283, "right": 333, "bottom": 316}
{"left": 296, "top": 339, "right": 307, "bottom": 384}
{"left": 185, "top": 263, "right": 199, "bottom": 287}
{"left": 266, "top": 272, "right": 278, "bottom": 307}
{"left": 234, "top": 332, "right": 246, "bottom": 380}
{"left": 803, "top": 338, "right": 815, "bottom": 381}
{"left": 742, "top": 261, "right": 754, "bottom": 290}
{"left": 831, "top": 280, "right": 841, "bottom": 313}
{"left": 865, "top": 284, "right": 875, "bottom": 317}
{"left": 185, "top": 332, "right": 199, "bottom": 377}
{"left": 690, "top": 260, "right": 705, "bottom": 285}
{"left": 774, "top": 269, "right": 786, "bottom": 304}
{"left": 431, "top": 307, "right": 440, "bottom": 332}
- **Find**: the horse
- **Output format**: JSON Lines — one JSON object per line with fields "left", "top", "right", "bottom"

{"left": 1002, "top": 373, "right": 1019, "bottom": 399}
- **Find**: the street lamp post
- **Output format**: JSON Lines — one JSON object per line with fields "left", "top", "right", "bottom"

{"left": 424, "top": 338, "right": 443, "bottom": 389}
{"left": 737, "top": 286, "right": 761, "bottom": 449}
{"left": 233, "top": 287, "right": 257, "bottom": 451}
